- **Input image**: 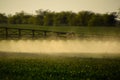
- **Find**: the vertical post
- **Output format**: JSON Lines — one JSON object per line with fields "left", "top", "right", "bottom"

{"left": 5, "top": 28, "right": 8, "bottom": 39}
{"left": 32, "top": 30, "right": 35, "bottom": 38}
{"left": 44, "top": 31, "right": 47, "bottom": 37}
{"left": 57, "top": 32, "right": 60, "bottom": 36}
{"left": 18, "top": 29, "right": 21, "bottom": 39}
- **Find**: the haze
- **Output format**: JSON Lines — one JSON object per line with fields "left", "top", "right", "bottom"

{"left": 0, "top": 39, "right": 120, "bottom": 54}
{"left": 0, "top": 0, "right": 120, "bottom": 14}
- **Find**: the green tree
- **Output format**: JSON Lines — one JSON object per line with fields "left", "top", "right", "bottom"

{"left": 28, "top": 15, "right": 36, "bottom": 24}
{"left": 103, "top": 13, "right": 116, "bottom": 26}
{"left": 44, "top": 11, "right": 55, "bottom": 26}
{"left": 66, "top": 11, "right": 77, "bottom": 26}
{"left": 8, "top": 11, "right": 32, "bottom": 24}
{"left": 117, "top": 8, "right": 120, "bottom": 20}
{"left": 88, "top": 14, "right": 104, "bottom": 26}
{"left": 116, "top": 8, "right": 120, "bottom": 26}
{"left": 54, "top": 11, "right": 70, "bottom": 26}
{"left": 0, "top": 13, "right": 8, "bottom": 24}
{"left": 76, "top": 11, "right": 94, "bottom": 26}
{"left": 0, "top": 9, "right": 117, "bottom": 26}
{"left": 35, "top": 9, "right": 49, "bottom": 25}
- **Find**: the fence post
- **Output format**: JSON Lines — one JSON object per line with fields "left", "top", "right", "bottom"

{"left": 18, "top": 29, "right": 21, "bottom": 38}
{"left": 44, "top": 31, "right": 47, "bottom": 37}
{"left": 56, "top": 32, "right": 60, "bottom": 37}
{"left": 32, "top": 30, "right": 35, "bottom": 38}
{"left": 5, "top": 28, "right": 8, "bottom": 39}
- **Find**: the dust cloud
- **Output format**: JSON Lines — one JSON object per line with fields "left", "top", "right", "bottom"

{"left": 0, "top": 39, "right": 120, "bottom": 55}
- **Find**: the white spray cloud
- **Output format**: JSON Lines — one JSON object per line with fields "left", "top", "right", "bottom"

{"left": 0, "top": 39, "right": 120, "bottom": 54}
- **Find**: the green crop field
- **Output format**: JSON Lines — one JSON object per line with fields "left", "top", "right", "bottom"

{"left": 0, "top": 52, "right": 120, "bottom": 80}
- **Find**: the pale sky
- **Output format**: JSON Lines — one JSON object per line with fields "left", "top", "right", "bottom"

{"left": 0, "top": 0, "right": 120, "bottom": 14}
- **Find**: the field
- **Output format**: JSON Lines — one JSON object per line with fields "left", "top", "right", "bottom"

{"left": 0, "top": 52, "right": 120, "bottom": 80}
{"left": 0, "top": 24, "right": 120, "bottom": 80}
{"left": 0, "top": 24, "right": 120, "bottom": 39}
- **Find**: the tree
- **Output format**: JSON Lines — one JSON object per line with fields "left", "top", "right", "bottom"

{"left": 28, "top": 15, "right": 36, "bottom": 24}
{"left": 88, "top": 14, "right": 104, "bottom": 26}
{"left": 0, "top": 9, "right": 117, "bottom": 26}
{"left": 8, "top": 11, "right": 32, "bottom": 24}
{"left": 0, "top": 13, "right": 8, "bottom": 24}
{"left": 117, "top": 8, "right": 120, "bottom": 20}
{"left": 66, "top": 11, "right": 77, "bottom": 26}
{"left": 53, "top": 11, "right": 70, "bottom": 26}
{"left": 115, "top": 8, "right": 120, "bottom": 26}
{"left": 11, "top": 11, "right": 24, "bottom": 24}
{"left": 103, "top": 13, "right": 116, "bottom": 26}
{"left": 76, "top": 11, "right": 94, "bottom": 26}
{"left": 35, "top": 9, "right": 49, "bottom": 25}
{"left": 44, "top": 11, "right": 55, "bottom": 26}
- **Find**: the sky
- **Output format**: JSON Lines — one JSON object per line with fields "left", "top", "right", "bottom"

{"left": 0, "top": 0, "right": 120, "bottom": 15}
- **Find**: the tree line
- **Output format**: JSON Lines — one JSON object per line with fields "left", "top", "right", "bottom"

{"left": 0, "top": 9, "right": 120, "bottom": 26}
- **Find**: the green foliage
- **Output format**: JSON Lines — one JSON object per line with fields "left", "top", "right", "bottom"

{"left": 103, "top": 13, "right": 117, "bottom": 26}
{"left": 0, "top": 57, "right": 120, "bottom": 80}
{"left": 0, "top": 10, "right": 118, "bottom": 26}
{"left": 88, "top": 14, "right": 104, "bottom": 26}
{"left": 0, "top": 13, "right": 8, "bottom": 24}
{"left": 44, "top": 12, "right": 55, "bottom": 26}
{"left": 77, "top": 11, "right": 94, "bottom": 26}
{"left": 53, "top": 11, "right": 70, "bottom": 26}
{"left": 8, "top": 11, "right": 33, "bottom": 24}
{"left": 117, "top": 8, "right": 120, "bottom": 20}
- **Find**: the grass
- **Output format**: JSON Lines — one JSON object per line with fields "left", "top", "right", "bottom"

{"left": 0, "top": 24, "right": 120, "bottom": 80}
{"left": 0, "top": 52, "right": 120, "bottom": 80}
{"left": 0, "top": 24, "right": 120, "bottom": 37}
